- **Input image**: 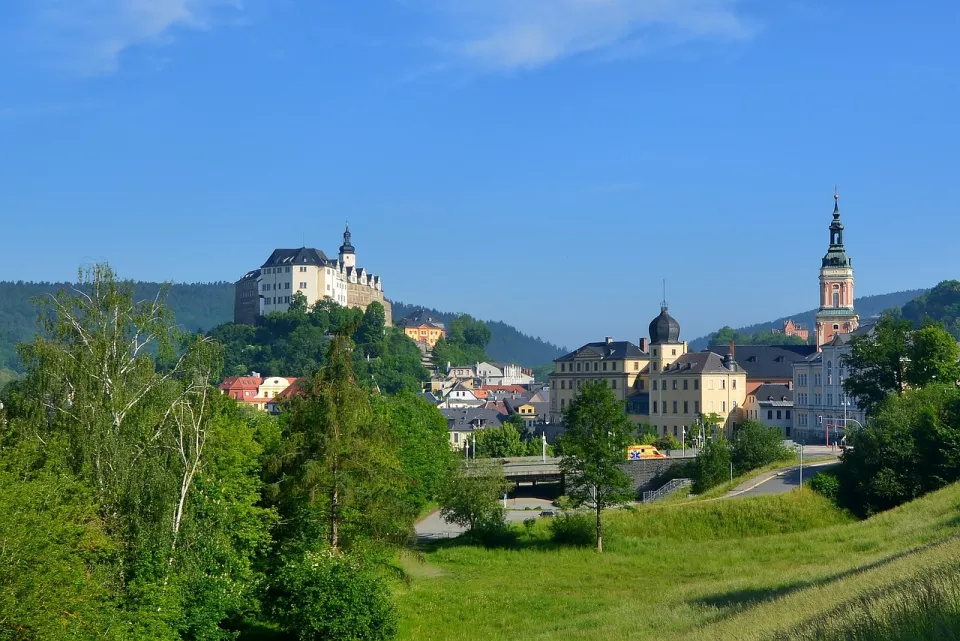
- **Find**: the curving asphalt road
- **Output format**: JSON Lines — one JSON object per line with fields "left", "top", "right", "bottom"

{"left": 725, "top": 461, "right": 840, "bottom": 499}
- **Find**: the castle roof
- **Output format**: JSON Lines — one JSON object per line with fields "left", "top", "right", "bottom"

{"left": 649, "top": 306, "right": 681, "bottom": 344}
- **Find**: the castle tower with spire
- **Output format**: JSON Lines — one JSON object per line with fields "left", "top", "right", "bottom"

{"left": 815, "top": 190, "right": 858, "bottom": 348}
{"left": 339, "top": 224, "right": 356, "bottom": 268}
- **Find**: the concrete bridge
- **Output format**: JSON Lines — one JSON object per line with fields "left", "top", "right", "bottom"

{"left": 474, "top": 454, "right": 697, "bottom": 495}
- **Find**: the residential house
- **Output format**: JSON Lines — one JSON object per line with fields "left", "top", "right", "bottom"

{"left": 771, "top": 319, "right": 809, "bottom": 341}
{"left": 744, "top": 384, "right": 794, "bottom": 436}
{"left": 218, "top": 374, "right": 298, "bottom": 413}
{"left": 441, "top": 407, "right": 506, "bottom": 450}
{"left": 441, "top": 382, "right": 482, "bottom": 409}
{"left": 476, "top": 362, "right": 535, "bottom": 386}
{"left": 398, "top": 310, "right": 446, "bottom": 348}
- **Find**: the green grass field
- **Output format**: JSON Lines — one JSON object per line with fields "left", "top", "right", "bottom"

{"left": 397, "top": 483, "right": 960, "bottom": 640}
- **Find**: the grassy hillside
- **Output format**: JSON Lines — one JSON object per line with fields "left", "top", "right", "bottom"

{"left": 397, "top": 483, "right": 960, "bottom": 640}
{"left": 689, "top": 289, "right": 928, "bottom": 351}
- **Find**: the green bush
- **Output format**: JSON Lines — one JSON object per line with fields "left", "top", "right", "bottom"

{"left": 655, "top": 434, "right": 681, "bottom": 451}
{"left": 692, "top": 437, "right": 731, "bottom": 494}
{"left": 273, "top": 550, "right": 397, "bottom": 641}
{"left": 730, "top": 419, "right": 792, "bottom": 474}
{"left": 809, "top": 471, "right": 841, "bottom": 504}
{"left": 548, "top": 513, "right": 594, "bottom": 547}
{"left": 467, "top": 522, "right": 519, "bottom": 548}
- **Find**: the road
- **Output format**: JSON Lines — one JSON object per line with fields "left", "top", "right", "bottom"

{"left": 725, "top": 460, "right": 839, "bottom": 499}
{"left": 415, "top": 451, "right": 843, "bottom": 540}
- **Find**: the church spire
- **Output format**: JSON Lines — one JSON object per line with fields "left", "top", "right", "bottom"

{"left": 339, "top": 223, "right": 355, "bottom": 255}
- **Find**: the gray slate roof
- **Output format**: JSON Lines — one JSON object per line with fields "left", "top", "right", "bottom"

{"left": 556, "top": 341, "right": 648, "bottom": 362}
{"left": 752, "top": 384, "right": 794, "bottom": 406}
{"left": 705, "top": 345, "right": 816, "bottom": 380}
{"left": 661, "top": 351, "right": 744, "bottom": 375}
{"left": 441, "top": 408, "right": 506, "bottom": 431}
{"left": 398, "top": 309, "right": 446, "bottom": 330}
{"left": 261, "top": 248, "right": 331, "bottom": 269}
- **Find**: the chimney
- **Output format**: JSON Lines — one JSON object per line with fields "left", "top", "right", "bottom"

{"left": 639, "top": 338, "right": 648, "bottom": 353}
{"left": 605, "top": 336, "right": 614, "bottom": 344}
{"left": 723, "top": 353, "right": 735, "bottom": 371}
{"left": 728, "top": 340, "right": 735, "bottom": 359}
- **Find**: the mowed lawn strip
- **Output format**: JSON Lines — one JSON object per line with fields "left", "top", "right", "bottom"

{"left": 397, "top": 485, "right": 960, "bottom": 640}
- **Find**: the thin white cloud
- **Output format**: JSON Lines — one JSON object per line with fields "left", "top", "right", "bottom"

{"left": 27, "top": 0, "right": 242, "bottom": 75}
{"left": 410, "top": 0, "right": 756, "bottom": 71}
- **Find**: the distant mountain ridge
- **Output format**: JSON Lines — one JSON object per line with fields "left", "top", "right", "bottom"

{"left": 688, "top": 289, "right": 929, "bottom": 351}
{"left": 0, "top": 281, "right": 566, "bottom": 372}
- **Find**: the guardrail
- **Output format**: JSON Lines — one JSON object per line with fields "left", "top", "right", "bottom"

{"left": 642, "top": 478, "right": 692, "bottom": 504}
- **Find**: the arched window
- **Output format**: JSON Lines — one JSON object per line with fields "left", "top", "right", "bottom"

{"left": 827, "top": 360, "right": 833, "bottom": 385}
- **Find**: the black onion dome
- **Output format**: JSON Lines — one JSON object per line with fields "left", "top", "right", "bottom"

{"left": 649, "top": 306, "right": 681, "bottom": 344}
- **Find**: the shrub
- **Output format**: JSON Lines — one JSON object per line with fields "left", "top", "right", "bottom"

{"left": 468, "top": 521, "right": 519, "bottom": 548}
{"left": 548, "top": 513, "right": 594, "bottom": 547}
{"left": 655, "top": 434, "right": 681, "bottom": 451}
{"left": 730, "top": 419, "right": 792, "bottom": 474}
{"left": 692, "top": 437, "right": 731, "bottom": 494}
{"left": 273, "top": 550, "right": 397, "bottom": 641}
{"left": 809, "top": 471, "right": 841, "bottom": 504}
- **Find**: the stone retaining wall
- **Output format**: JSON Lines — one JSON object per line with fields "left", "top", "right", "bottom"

{"left": 621, "top": 457, "right": 695, "bottom": 497}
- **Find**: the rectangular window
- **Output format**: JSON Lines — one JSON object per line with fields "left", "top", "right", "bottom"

{"left": 612, "top": 362, "right": 617, "bottom": 371}
{"left": 721, "top": 379, "right": 726, "bottom": 390}
{"left": 827, "top": 393, "right": 833, "bottom": 406}
{"left": 577, "top": 363, "right": 582, "bottom": 372}
{"left": 561, "top": 363, "right": 566, "bottom": 372}
{"left": 603, "top": 362, "right": 607, "bottom": 371}
{"left": 594, "top": 363, "right": 599, "bottom": 372}
{"left": 683, "top": 379, "right": 688, "bottom": 390}
{"left": 732, "top": 379, "right": 737, "bottom": 390}
{"left": 673, "top": 425, "right": 678, "bottom": 436}
{"left": 612, "top": 380, "right": 617, "bottom": 389}
{"left": 694, "top": 401, "right": 700, "bottom": 414}
{"left": 286, "top": 266, "right": 291, "bottom": 273}
{"left": 299, "top": 282, "right": 307, "bottom": 289}
{"left": 768, "top": 410, "right": 773, "bottom": 420}
{"left": 709, "top": 400, "right": 714, "bottom": 411}
{"left": 652, "top": 380, "right": 658, "bottom": 390}
{"left": 683, "top": 401, "right": 689, "bottom": 414}
{"left": 285, "top": 282, "right": 291, "bottom": 289}
{"left": 633, "top": 362, "right": 638, "bottom": 370}
{"left": 708, "top": 379, "right": 714, "bottom": 390}
{"left": 722, "top": 401, "right": 727, "bottom": 412}
{"left": 672, "top": 401, "right": 678, "bottom": 414}
{"left": 694, "top": 379, "right": 700, "bottom": 390}
{"left": 300, "top": 266, "right": 307, "bottom": 272}
{"left": 776, "top": 410, "right": 782, "bottom": 420}
{"left": 560, "top": 381, "right": 565, "bottom": 389}
{"left": 672, "top": 380, "right": 678, "bottom": 391}
{"left": 653, "top": 401, "right": 658, "bottom": 414}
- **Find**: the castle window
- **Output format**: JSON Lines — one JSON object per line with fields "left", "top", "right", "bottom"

{"left": 721, "top": 379, "right": 726, "bottom": 390}
{"left": 603, "top": 362, "right": 607, "bottom": 371}
{"left": 594, "top": 362, "right": 598, "bottom": 372}
{"left": 695, "top": 401, "right": 700, "bottom": 413}
{"left": 694, "top": 380, "right": 700, "bottom": 390}
{"left": 683, "top": 379, "right": 688, "bottom": 390}
{"left": 634, "top": 362, "right": 639, "bottom": 370}
{"left": 672, "top": 349, "right": 676, "bottom": 356}
{"left": 612, "top": 362, "right": 616, "bottom": 371}
{"left": 653, "top": 401, "right": 658, "bottom": 414}
{"left": 612, "top": 380, "right": 617, "bottom": 389}
{"left": 672, "top": 380, "right": 678, "bottom": 391}
{"left": 653, "top": 348, "right": 657, "bottom": 357}
{"left": 683, "top": 401, "right": 689, "bottom": 414}
{"left": 672, "top": 401, "right": 678, "bottom": 414}
{"left": 577, "top": 363, "right": 581, "bottom": 372}
{"left": 652, "top": 380, "right": 658, "bottom": 390}
{"left": 732, "top": 379, "right": 737, "bottom": 390}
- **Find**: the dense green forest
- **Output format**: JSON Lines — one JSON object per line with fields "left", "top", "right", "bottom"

{"left": 0, "top": 280, "right": 234, "bottom": 372}
{"left": 0, "top": 282, "right": 565, "bottom": 374}
{"left": 690, "top": 288, "right": 929, "bottom": 350}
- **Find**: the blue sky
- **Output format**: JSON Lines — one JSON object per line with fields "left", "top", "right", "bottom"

{"left": 1, "top": 0, "right": 958, "bottom": 350}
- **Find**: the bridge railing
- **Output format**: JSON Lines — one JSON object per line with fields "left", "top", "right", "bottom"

{"left": 642, "top": 478, "right": 692, "bottom": 504}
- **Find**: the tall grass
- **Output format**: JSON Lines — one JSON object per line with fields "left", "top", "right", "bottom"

{"left": 397, "top": 482, "right": 960, "bottom": 641}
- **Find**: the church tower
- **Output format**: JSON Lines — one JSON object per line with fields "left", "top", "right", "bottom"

{"left": 339, "top": 225, "right": 356, "bottom": 268}
{"left": 815, "top": 190, "right": 858, "bottom": 348}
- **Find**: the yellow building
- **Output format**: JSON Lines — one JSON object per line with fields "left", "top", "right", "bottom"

{"left": 397, "top": 310, "right": 447, "bottom": 348}
{"left": 551, "top": 304, "right": 747, "bottom": 440}
{"left": 549, "top": 337, "right": 649, "bottom": 422}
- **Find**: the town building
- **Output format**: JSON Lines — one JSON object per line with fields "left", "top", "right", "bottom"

{"left": 744, "top": 384, "right": 794, "bottom": 436}
{"left": 550, "top": 305, "right": 747, "bottom": 439}
{"left": 476, "top": 362, "right": 535, "bottom": 387}
{"left": 549, "top": 338, "right": 649, "bottom": 423}
{"left": 771, "top": 319, "right": 809, "bottom": 341}
{"left": 218, "top": 374, "right": 298, "bottom": 413}
{"left": 441, "top": 407, "right": 506, "bottom": 450}
{"left": 234, "top": 269, "right": 261, "bottom": 326}
{"left": 792, "top": 330, "right": 869, "bottom": 444}
{"left": 705, "top": 344, "right": 817, "bottom": 394}
{"left": 645, "top": 305, "right": 747, "bottom": 440}
{"left": 397, "top": 310, "right": 446, "bottom": 348}
{"left": 233, "top": 226, "right": 392, "bottom": 325}
{"left": 816, "top": 192, "right": 858, "bottom": 347}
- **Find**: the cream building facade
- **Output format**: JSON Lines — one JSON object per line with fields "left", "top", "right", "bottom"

{"left": 234, "top": 226, "right": 392, "bottom": 325}
{"left": 550, "top": 305, "right": 747, "bottom": 440}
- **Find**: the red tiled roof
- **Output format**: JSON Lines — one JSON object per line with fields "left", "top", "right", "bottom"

{"left": 277, "top": 378, "right": 307, "bottom": 399}
{"left": 481, "top": 385, "right": 527, "bottom": 394}
{"left": 218, "top": 376, "right": 263, "bottom": 392}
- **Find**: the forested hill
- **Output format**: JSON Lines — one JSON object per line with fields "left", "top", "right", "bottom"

{"left": 688, "top": 289, "right": 929, "bottom": 351}
{"left": 0, "top": 282, "right": 566, "bottom": 373}
{"left": 0, "top": 281, "right": 235, "bottom": 373}
{"left": 391, "top": 301, "right": 566, "bottom": 366}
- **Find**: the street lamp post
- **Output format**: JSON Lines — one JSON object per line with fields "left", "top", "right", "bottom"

{"left": 541, "top": 432, "right": 547, "bottom": 463}
{"left": 464, "top": 438, "right": 470, "bottom": 466}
